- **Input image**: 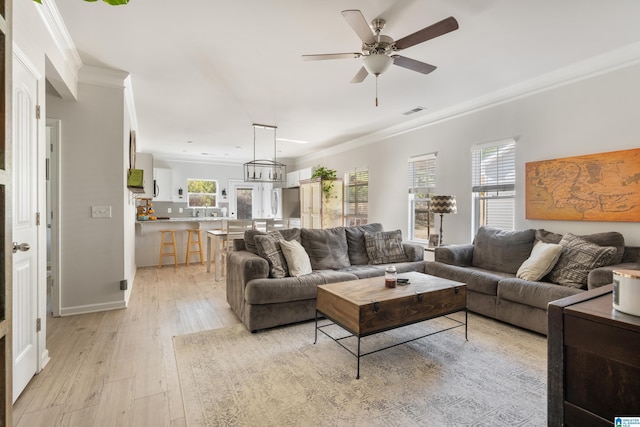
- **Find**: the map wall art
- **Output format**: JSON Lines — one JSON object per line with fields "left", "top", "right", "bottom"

{"left": 525, "top": 148, "right": 640, "bottom": 222}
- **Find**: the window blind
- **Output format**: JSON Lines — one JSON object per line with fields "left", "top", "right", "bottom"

{"left": 344, "top": 169, "right": 368, "bottom": 226}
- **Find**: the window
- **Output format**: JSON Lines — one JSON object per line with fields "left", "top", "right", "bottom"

{"left": 408, "top": 153, "right": 436, "bottom": 241}
{"left": 187, "top": 179, "right": 217, "bottom": 208}
{"left": 471, "top": 139, "right": 516, "bottom": 232}
{"left": 344, "top": 168, "right": 368, "bottom": 226}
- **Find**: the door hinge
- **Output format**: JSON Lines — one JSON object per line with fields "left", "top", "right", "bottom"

{"left": 36, "top": 105, "right": 41, "bottom": 120}
{"left": 36, "top": 318, "right": 42, "bottom": 332}
{"left": 36, "top": 212, "right": 41, "bottom": 226}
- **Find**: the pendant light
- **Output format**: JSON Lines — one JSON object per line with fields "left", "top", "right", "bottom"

{"left": 243, "top": 123, "right": 286, "bottom": 183}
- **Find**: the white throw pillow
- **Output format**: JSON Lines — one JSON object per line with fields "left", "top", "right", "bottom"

{"left": 516, "top": 241, "right": 563, "bottom": 281}
{"left": 279, "top": 239, "right": 312, "bottom": 277}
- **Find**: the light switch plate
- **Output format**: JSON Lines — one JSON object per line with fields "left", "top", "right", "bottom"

{"left": 167, "top": 208, "right": 172, "bottom": 214}
{"left": 91, "top": 206, "right": 111, "bottom": 218}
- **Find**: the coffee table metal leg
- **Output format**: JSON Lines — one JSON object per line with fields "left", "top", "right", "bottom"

{"left": 314, "top": 311, "right": 318, "bottom": 344}
{"left": 356, "top": 337, "right": 361, "bottom": 379}
{"left": 465, "top": 308, "right": 468, "bottom": 340}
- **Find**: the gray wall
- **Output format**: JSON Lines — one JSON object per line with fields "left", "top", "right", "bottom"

{"left": 295, "top": 62, "right": 640, "bottom": 246}
{"left": 48, "top": 81, "right": 130, "bottom": 314}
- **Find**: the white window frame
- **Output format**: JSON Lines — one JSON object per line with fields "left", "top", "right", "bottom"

{"left": 471, "top": 139, "right": 516, "bottom": 233}
{"left": 187, "top": 178, "right": 218, "bottom": 208}
{"left": 408, "top": 153, "right": 437, "bottom": 242}
{"left": 344, "top": 168, "right": 368, "bottom": 226}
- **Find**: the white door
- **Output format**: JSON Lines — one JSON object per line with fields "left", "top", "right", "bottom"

{"left": 12, "top": 55, "right": 40, "bottom": 401}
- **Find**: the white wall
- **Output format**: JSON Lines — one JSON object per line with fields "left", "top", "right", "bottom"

{"left": 295, "top": 62, "right": 640, "bottom": 246}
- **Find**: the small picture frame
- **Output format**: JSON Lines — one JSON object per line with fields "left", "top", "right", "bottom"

{"left": 429, "top": 234, "right": 440, "bottom": 248}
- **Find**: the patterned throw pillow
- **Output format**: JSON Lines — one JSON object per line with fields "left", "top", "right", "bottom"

{"left": 254, "top": 232, "right": 289, "bottom": 278}
{"left": 364, "top": 230, "right": 408, "bottom": 265}
{"left": 547, "top": 233, "right": 617, "bottom": 289}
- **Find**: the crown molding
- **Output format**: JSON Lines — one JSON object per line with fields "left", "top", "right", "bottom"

{"left": 35, "top": 0, "right": 82, "bottom": 72}
{"left": 78, "top": 64, "right": 129, "bottom": 87}
{"left": 297, "top": 40, "right": 640, "bottom": 164}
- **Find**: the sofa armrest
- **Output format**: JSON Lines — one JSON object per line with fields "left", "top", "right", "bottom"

{"left": 402, "top": 242, "right": 424, "bottom": 262}
{"left": 226, "top": 250, "right": 270, "bottom": 319}
{"left": 588, "top": 262, "right": 640, "bottom": 290}
{"left": 434, "top": 244, "right": 474, "bottom": 267}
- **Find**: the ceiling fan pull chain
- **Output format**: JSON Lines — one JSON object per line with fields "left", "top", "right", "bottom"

{"left": 375, "top": 75, "right": 379, "bottom": 107}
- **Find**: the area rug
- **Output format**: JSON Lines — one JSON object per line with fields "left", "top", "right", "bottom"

{"left": 173, "top": 313, "right": 547, "bottom": 426}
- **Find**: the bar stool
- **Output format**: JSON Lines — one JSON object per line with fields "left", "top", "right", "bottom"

{"left": 158, "top": 230, "right": 178, "bottom": 268}
{"left": 185, "top": 228, "right": 204, "bottom": 266}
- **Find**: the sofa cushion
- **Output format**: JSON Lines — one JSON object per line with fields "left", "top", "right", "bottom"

{"left": 244, "top": 228, "right": 300, "bottom": 255}
{"left": 497, "top": 278, "right": 583, "bottom": 310}
{"left": 547, "top": 233, "right": 617, "bottom": 289}
{"left": 345, "top": 223, "right": 384, "bottom": 265}
{"left": 365, "top": 230, "right": 409, "bottom": 265}
{"left": 536, "top": 229, "right": 625, "bottom": 265}
{"left": 516, "top": 241, "right": 563, "bottom": 281}
{"left": 425, "top": 262, "right": 512, "bottom": 296}
{"left": 254, "top": 233, "right": 289, "bottom": 279}
{"left": 471, "top": 227, "right": 536, "bottom": 274}
{"left": 279, "top": 239, "right": 312, "bottom": 277}
{"left": 301, "top": 227, "right": 351, "bottom": 270}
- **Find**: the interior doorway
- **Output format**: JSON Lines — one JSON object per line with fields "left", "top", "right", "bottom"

{"left": 46, "top": 119, "right": 61, "bottom": 318}
{"left": 236, "top": 188, "right": 253, "bottom": 220}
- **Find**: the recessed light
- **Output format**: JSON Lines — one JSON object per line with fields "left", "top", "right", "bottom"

{"left": 187, "top": 140, "right": 193, "bottom": 144}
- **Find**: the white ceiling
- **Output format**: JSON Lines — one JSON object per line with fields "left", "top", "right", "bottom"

{"left": 55, "top": 0, "right": 640, "bottom": 164}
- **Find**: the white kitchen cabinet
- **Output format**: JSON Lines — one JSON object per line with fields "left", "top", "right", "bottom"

{"left": 300, "top": 178, "right": 343, "bottom": 229}
{"left": 153, "top": 167, "right": 174, "bottom": 201}
{"left": 285, "top": 167, "right": 313, "bottom": 188}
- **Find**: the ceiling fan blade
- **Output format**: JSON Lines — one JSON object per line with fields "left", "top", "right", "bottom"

{"left": 394, "top": 16, "right": 459, "bottom": 50}
{"left": 302, "top": 53, "right": 362, "bottom": 61}
{"left": 392, "top": 55, "right": 437, "bottom": 74}
{"left": 341, "top": 9, "right": 375, "bottom": 45}
{"left": 351, "top": 67, "right": 369, "bottom": 83}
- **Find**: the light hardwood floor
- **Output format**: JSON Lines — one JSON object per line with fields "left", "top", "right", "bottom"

{"left": 13, "top": 264, "right": 239, "bottom": 426}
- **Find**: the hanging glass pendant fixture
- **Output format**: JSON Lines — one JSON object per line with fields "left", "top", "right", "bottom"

{"left": 243, "top": 123, "right": 286, "bottom": 183}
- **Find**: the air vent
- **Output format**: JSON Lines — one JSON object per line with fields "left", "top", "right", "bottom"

{"left": 403, "top": 106, "right": 427, "bottom": 115}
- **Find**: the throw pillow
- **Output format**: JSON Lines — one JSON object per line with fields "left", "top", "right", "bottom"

{"left": 345, "top": 223, "right": 384, "bottom": 265}
{"left": 364, "top": 230, "right": 408, "bottom": 265}
{"left": 471, "top": 227, "right": 536, "bottom": 274}
{"left": 536, "top": 229, "right": 624, "bottom": 265}
{"left": 547, "top": 233, "right": 617, "bottom": 289}
{"left": 300, "top": 227, "right": 351, "bottom": 270}
{"left": 516, "top": 241, "right": 563, "bottom": 281}
{"left": 279, "top": 239, "right": 312, "bottom": 277}
{"left": 244, "top": 228, "right": 301, "bottom": 255}
{"left": 254, "top": 232, "right": 289, "bottom": 278}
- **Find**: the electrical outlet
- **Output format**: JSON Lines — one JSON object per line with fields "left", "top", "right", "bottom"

{"left": 179, "top": 208, "right": 183, "bottom": 213}
{"left": 167, "top": 208, "right": 172, "bottom": 214}
{"left": 91, "top": 206, "right": 111, "bottom": 218}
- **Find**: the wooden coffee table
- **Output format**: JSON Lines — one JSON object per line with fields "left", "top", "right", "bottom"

{"left": 315, "top": 271, "right": 467, "bottom": 378}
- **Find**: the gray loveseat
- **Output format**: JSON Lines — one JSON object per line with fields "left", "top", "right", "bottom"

{"left": 425, "top": 226, "right": 640, "bottom": 335}
{"left": 226, "top": 223, "right": 425, "bottom": 332}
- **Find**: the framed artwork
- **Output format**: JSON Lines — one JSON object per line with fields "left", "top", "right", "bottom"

{"left": 429, "top": 234, "right": 440, "bottom": 248}
{"left": 525, "top": 148, "right": 640, "bottom": 221}
{"left": 129, "top": 130, "right": 137, "bottom": 170}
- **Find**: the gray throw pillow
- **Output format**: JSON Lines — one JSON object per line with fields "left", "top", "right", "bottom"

{"left": 254, "top": 232, "right": 289, "bottom": 278}
{"left": 345, "top": 223, "right": 384, "bottom": 265}
{"left": 547, "top": 233, "right": 617, "bottom": 289}
{"left": 536, "top": 229, "right": 624, "bottom": 265}
{"left": 244, "top": 228, "right": 300, "bottom": 255}
{"left": 364, "top": 230, "right": 408, "bottom": 265}
{"left": 300, "top": 227, "right": 351, "bottom": 270}
{"left": 471, "top": 227, "right": 536, "bottom": 274}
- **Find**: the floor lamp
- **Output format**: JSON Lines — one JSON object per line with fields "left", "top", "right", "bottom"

{"left": 430, "top": 195, "right": 457, "bottom": 246}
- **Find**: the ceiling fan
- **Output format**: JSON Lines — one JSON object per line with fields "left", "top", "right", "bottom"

{"left": 302, "top": 10, "right": 459, "bottom": 104}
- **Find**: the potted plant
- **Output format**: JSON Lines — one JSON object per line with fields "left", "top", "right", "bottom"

{"left": 311, "top": 166, "right": 337, "bottom": 201}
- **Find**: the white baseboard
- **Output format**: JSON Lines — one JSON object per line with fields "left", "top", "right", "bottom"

{"left": 59, "top": 300, "right": 127, "bottom": 316}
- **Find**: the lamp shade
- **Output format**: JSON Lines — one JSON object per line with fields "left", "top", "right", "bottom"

{"left": 363, "top": 53, "right": 393, "bottom": 76}
{"left": 430, "top": 195, "right": 457, "bottom": 214}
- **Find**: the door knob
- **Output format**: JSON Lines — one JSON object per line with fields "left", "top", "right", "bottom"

{"left": 12, "top": 242, "right": 30, "bottom": 253}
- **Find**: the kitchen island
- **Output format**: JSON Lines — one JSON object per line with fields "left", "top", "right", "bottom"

{"left": 135, "top": 217, "right": 227, "bottom": 267}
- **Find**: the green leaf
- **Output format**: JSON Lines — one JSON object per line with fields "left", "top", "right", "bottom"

{"left": 33, "top": 0, "right": 42, "bottom": 3}
{"left": 103, "top": 0, "right": 130, "bottom": 4}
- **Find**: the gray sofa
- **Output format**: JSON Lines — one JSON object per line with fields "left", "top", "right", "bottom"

{"left": 226, "top": 223, "right": 425, "bottom": 332}
{"left": 425, "top": 226, "right": 640, "bottom": 335}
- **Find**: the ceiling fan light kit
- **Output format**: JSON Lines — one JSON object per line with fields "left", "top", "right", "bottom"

{"left": 243, "top": 124, "right": 286, "bottom": 183}
{"left": 302, "top": 9, "right": 459, "bottom": 105}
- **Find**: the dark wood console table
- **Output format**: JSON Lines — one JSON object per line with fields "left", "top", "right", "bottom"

{"left": 548, "top": 284, "right": 640, "bottom": 426}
